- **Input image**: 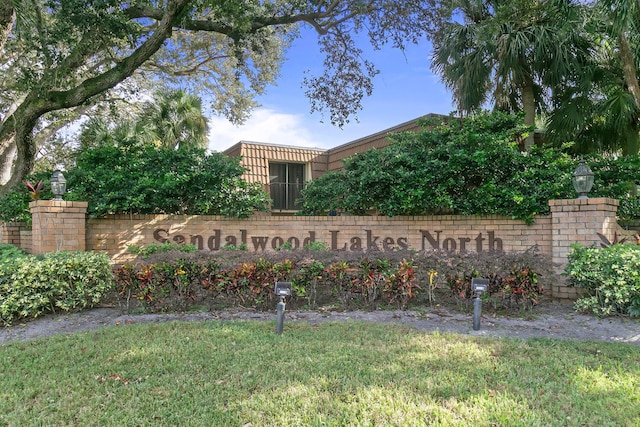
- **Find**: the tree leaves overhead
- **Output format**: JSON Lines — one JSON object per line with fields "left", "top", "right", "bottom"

{"left": 0, "top": 0, "right": 435, "bottom": 194}
{"left": 428, "top": 0, "right": 591, "bottom": 134}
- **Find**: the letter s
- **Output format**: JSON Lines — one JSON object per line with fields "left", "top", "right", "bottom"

{"left": 153, "top": 228, "right": 169, "bottom": 243}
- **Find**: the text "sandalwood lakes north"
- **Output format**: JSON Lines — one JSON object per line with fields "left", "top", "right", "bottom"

{"left": 153, "top": 229, "right": 504, "bottom": 253}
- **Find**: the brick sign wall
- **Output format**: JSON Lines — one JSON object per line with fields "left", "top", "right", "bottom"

{"left": 87, "top": 211, "right": 554, "bottom": 264}
{"left": 0, "top": 197, "right": 622, "bottom": 300}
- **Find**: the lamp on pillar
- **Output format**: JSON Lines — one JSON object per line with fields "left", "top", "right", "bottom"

{"left": 50, "top": 170, "right": 66, "bottom": 201}
{"left": 572, "top": 158, "right": 594, "bottom": 199}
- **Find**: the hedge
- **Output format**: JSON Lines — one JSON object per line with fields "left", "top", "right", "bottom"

{"left": 0, "top": 251, "right": 114, "bottom": 325}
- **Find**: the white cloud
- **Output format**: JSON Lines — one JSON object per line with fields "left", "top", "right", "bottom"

{"left": 207, "top": 109, "right": 329, "bottom": 152}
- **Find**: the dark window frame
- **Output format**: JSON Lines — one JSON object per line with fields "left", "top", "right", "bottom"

{"left": 269, "top": 162, "right": 305, "bottom": 211}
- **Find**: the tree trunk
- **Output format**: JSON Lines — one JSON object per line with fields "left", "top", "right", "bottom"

{"left": 521, "top": 80, "right": 536, "bottom": 151}
{"left": 619, "top": 32, "right": 640, "bottom": 111}
{"left": 0, "top": 138, "right": 16, "bottom": 185}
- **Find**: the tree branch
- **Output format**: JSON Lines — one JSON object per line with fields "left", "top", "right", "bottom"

{"left": 44, "top": 0, "right": 191, "bottom": 110}
{"left": 123, "top": 1, "right": 376, "bottom": 37}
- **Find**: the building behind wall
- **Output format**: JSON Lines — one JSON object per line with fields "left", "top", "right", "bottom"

{"left": 223, "top": 113, "right": 446, "bottom": 215}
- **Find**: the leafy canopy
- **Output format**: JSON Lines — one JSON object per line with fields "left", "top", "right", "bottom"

{"left": 298, "top": 112, "right": 640, "bottom": 223}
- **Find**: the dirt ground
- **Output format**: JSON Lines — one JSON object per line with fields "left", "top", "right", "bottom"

{"left": 1, "top": 301, "right": 639, "bottom": 345}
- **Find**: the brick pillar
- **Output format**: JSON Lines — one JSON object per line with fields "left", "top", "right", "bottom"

{"left": 548, "top": 198, "right": 619, "bottom": 300}
{"left": 29, "top": 201, "right": 88, "bottom": 254}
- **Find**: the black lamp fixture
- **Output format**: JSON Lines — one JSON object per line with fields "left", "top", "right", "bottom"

{"left": 50, "top": 170, "right": 66, "bottom": 201}
{"left": 572, "top": 158, "right": 594, "bottom": 199}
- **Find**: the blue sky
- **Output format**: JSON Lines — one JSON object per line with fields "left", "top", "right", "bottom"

{"left": 207, "top": 28, "right": 455, "bottom": 152}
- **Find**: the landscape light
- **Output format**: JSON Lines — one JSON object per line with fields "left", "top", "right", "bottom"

{"left": 274, "top": 281, "right": 292, "bottom": 335}
{"left": 471, "top": 278, "right": 489, "bottom": 331}
{"left": 50, "top": 170, "right": 66, "bottom": 201}
{"left": 572, "top": 158, "right": 594, "bottom": 199}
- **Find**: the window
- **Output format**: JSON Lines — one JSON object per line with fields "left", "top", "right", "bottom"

{"left": 269, "top": 163, "right": 305, "bottom": 210}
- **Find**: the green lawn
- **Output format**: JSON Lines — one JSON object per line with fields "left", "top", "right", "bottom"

{"left": 1, "top": 320, "right": 638, "bottom": 426}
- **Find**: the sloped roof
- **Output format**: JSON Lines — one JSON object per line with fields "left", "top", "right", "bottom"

{"left": 224, "top": 141, "right": 327, "bottom": 185}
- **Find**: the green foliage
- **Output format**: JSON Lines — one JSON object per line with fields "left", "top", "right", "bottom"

{"left": 127, "top": 242, "right": 197, "bottom": 257}
{"left": 295, "top": 171, "right": 348, "bottom": 216}
{"left": 274, "top": 241, "right": 294, "bottom": 251}
{"left": 0, "top": 251, "right": 114, "bottom": 325}
{"left": 0, "top": 244, "right": 27, "bottom": 262}
{"left": 0, "top": 170, "right": 54, "bottom": 223}
{"left": 65, "top": 143, "right": 270, "bottom": 218}
{"left": 0, "top": 131, "right": 271, "bottom": 222}
{"left": 0, "top": 190, "right": 31, "bottom": 223}
{"left": 114, "top": 248, "right": 552, "bottom": 314}
{"left": 220, "top": 242, "right": 248, "bottom": 251}
{"left": 298, "top": 112, "right": 640, "bottom": 222}
{"left": 566, "top": 244, "right": 640, "bottom": 316}
{"left": 303, "top": 240, "right": 329, "bottom": 251}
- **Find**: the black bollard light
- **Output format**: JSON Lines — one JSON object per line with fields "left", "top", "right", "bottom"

{"left": 274, "top": 281, "right": 292, "bottom": 335}
{"left": 471, "top": 278, "right": 489, "bottom": 331}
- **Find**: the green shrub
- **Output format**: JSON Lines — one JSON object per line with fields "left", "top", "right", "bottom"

{"left": 66, "top": 145, "right": 270, "bottom": 218}
{"left": 0, "top": 170, "right": 56, "bottom": 223}
{"left": 566, "top": 244, "right": 640, "bottom": 316}
{"left": 0, "top": 251, "right": 114, "bottom": 325}
{"left": 298, "top": 112, "right": 640, "bottom": 223}
{"left": 127, "top": 242, "right": 197, "bottom": 257}
{"left": 0, "top": 244, "right": 28, "bottom": 262}
{"left": 303, "top": 241, "right": 329, "bottom": 251}
{"left": 219, "top": 242, "right": 248, "bottom": 251}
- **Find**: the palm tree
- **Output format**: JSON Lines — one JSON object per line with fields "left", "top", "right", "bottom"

{"left": 601, "top": 0, "right": 640, "bottom": 108}
{"left": 141, "top": 89, "right": 209, "bottom": 150}
{"left": 430, "top": 0, "right": 590, "bottom": 149}
{"left": 77, "top": 89, "right": 208, "bottom": 152}
{"left": 543, "top": 1, "right": 640, "bottom": 156}
{"left": 545, "top": 41, "right": 640, "bottom": 155}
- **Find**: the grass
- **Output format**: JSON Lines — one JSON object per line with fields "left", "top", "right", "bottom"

{"left": 1, "top": 320, "right": 639, "bottom": 426}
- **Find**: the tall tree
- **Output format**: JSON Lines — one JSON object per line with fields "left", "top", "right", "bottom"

{"left": 543, "top": 1, "right": 640, "bottom": 155}
{"left": 428, "top": 0, "right": 590, "bottom": 149}
{"left": 0, "top": 0, "right": 433, "bottom": 194}
{"left": 77, "top": 89, "right": 207, "bottom": 154}
{"left": 142, "top": 89, "right": 208, "bottom": 150}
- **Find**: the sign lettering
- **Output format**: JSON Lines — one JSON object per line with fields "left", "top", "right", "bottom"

{"left": 152, "top": 229, "right": 503, "bottom": 253}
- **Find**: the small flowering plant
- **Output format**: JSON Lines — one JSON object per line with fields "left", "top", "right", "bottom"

{"left": 24, "top": 179, "right": 44, "bottom": 200}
